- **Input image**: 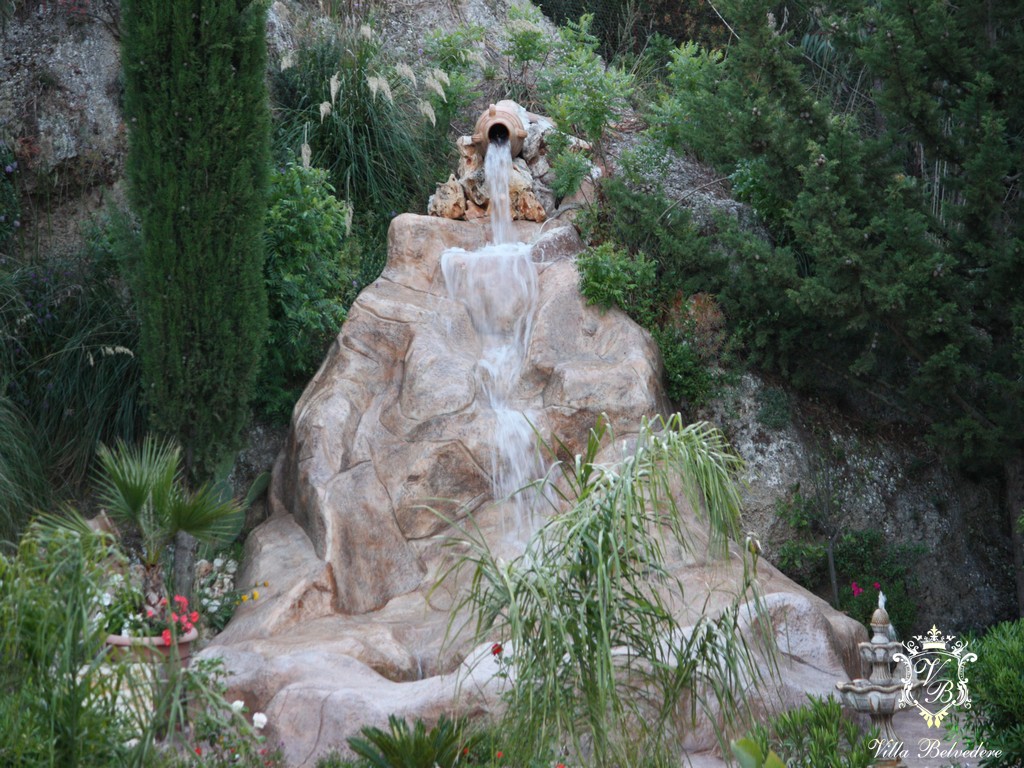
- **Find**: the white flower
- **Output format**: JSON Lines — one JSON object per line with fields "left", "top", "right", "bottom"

{"left": 231, "top": 700, "right": 245, "bottom": 714}
{"left": 225, "top": 560, "right": 238, "bottom": 575}
{"left": 213, "top": 557, "right": 225, "bottom": 569}
{"left": 252, "top": 712, "right": 267, "bottom": 730}
{"left": 101, "top": 592, "right": 113, "bottom": 606}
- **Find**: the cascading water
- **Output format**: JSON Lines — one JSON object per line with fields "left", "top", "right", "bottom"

{"left": 440, "top": 138, "right": 545, "bottom": 536}
{"left": 485, "top": 135, "right": 515, "bottom": 246}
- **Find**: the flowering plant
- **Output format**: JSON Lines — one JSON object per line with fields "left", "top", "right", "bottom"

{"left": 95, "top": 576, "right": 200, "bottom": 644}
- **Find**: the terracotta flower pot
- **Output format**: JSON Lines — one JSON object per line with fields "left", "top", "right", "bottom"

{"left": 105, "top": 627, "right": 199, "bottom": 666}
{"left": 471, "top": 100, "right": 529, "bottom": 159}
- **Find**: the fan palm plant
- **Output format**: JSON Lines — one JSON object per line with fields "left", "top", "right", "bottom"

{"left": 95, "top": 436, "right": 243, "bottom": 604}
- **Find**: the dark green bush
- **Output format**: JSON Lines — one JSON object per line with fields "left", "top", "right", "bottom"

{"left": 833, "top": 530, "right": 921, "bottom": 636}
{"left": 0, "top": 394, "right": 48, "bottom": 543}
{"left": 576, "top": 242, "right": 657, "bottom": 327}
{"left": 260, "top": 163, "right": 357, "bottom": 420}
{"left": 576, "top": 208, "right": 725, "bottom": 408}
{"left": 0, "top": 235, "right": 143, "bottom": 495}
{"left": 0, "top": 140, "right": 19, "bottom": 254}
{"left": 746, "top": 695, "right": 876, "bottom": 768}
{"left": 958, "top": 619, "right": 1024, "bottom": 767}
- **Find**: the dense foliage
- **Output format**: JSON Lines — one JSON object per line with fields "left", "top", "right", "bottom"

{"left": 744, "top": 695, "right": 876, "bottom": 768}
{"left": 261, "top": 163, "right": 356, "bottom": 420}
{"left": 649, "top": 0, "right": 1024, "bottom": 609}
{"left": 0, "top": 220, "right": 143, "bottom": 540}
{"left": 122, "top": 0, "right": 271, "bottom": 481}
{"left": 272, "top": 19, "right": 466, "bottom": 286}
{"left": 957, "top": 619, "right": 1024, "bottom": 766}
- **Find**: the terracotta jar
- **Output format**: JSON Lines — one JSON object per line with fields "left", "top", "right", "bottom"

{"left": 471, "top": 100, "right": 528, "bottom": 159}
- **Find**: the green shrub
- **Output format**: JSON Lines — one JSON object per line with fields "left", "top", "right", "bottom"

{"left": 260, "top": 162, "right": 356, "bottom": 420}
{"left": 576, "top": 241, "right": 722, "bottom": 407}
{"left": 273, "top": 21, "right": 465, "bottom": 285}
{"left": 0, "top": 520, "right": 135, "bottom": 766}
{"left": 537, "top": 14, "right": 633, "bottom": 157}
{"left": 576, "top": 242, "right": 657, "bottom": 327}
{"left": 833, "top": 530, "right": 922, "bottom": 636}
{"left": 446, "top": 415, "right": 761, "bottom": 768}
{"left": 347, "top": 714, "right": 477, "bottom": 768}
{"left": 498, "top": 4, "right": 554, "bottom": 106}
{"left": 653, "top": 325, "right": 717, "bottom": 406}
{"left": 0, "top": 140, "right": 19, "bottom": 254}
{"left": 314, "top": 751, "right": 361, "bottom": 768}
{"left": 0, "top": 393, "right": 48, "bottom": 543}
{"left": 756, "top": 387, "right": 791, "bottom": 430}
{"left": 957, "top": 619, "right": 1024, "bottom": 767}
{"left": 545, "top": 130, "right": 592, "bottom": 203}
{"left": 0, "top": 238, "right": 143, "bottom": 494}
{"left": 746, "top": 696, "right": 876, "bottom": 768}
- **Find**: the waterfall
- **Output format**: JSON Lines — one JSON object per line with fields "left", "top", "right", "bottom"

{"left": 485, "top": 139, "right": 515, "bottom": 245}
{"left": 440, "top": 140, "right": 544, "bottom": 536}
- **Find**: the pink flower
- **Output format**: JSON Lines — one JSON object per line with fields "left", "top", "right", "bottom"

{"left": 161, "top": 629, "right": 172, "bottom": 646}
{"left": 873, "top": 582, "right": 881, "bottom": 590}
{"left": 851, "top": 582, "right": 864, "bottom": 597}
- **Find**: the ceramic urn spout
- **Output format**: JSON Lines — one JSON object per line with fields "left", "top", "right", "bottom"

{"left": 471, "top": 100, "right": 529, "bottom": 160}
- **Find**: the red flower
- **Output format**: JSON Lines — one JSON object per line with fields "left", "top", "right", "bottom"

{"left": 195, "top": 746, "right": 202, "bottom": 756}
{"left": 496, "top": 751, "right": 504, "bottom": 759}
{"left": 873, "top": 582, "right": 881, "bottom": 590}
{"left": 491, "top": 642, "right": 503, "bottom": 656}
{"left": 190, "top": 610, "right": 200, "bottom": 623}
{"left": 556, "top": 764, "right": 566, "bottom": 768}
{"left": 161, "top": 629, "right": 172, "bottom": 646}
{"left": 174, "top": 595, "right": 189, "bottom": 608}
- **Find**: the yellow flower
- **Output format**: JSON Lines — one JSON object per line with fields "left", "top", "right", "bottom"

{"left": 252, "top": 590, "right": 260, "bottom": 600}
{"left": 263, "top": 581, "right": 269, "bottom": 587}
{"left": 241, "top": 594, "right": 249, "bottom": 602}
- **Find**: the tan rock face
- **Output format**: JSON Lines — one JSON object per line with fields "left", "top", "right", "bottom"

{"left": 268, "top": 214, "right": 665, "bottom": 614}
{"left": 203, "top": 213, "right": 867, "bottom": 767}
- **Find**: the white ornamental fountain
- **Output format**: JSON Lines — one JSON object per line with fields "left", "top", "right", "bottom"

{"left": 836, "top": 592, "right": 919, "bottom": 767}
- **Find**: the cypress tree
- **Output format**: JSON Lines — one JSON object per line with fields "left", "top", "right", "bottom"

{"left": 122, "top": 0, "right": 270, "bottom": 482}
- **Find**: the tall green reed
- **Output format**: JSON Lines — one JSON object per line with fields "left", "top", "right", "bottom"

{"left": 443, "top": 414, "right": 770, "bottom": 768}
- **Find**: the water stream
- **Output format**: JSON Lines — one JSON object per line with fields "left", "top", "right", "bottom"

{"left": 440, "top": 139, "right": 544, "bottom": 535}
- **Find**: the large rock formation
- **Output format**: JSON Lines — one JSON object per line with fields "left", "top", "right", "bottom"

{"left": 202, "top": 213, "right": 866, "bottom": 767}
